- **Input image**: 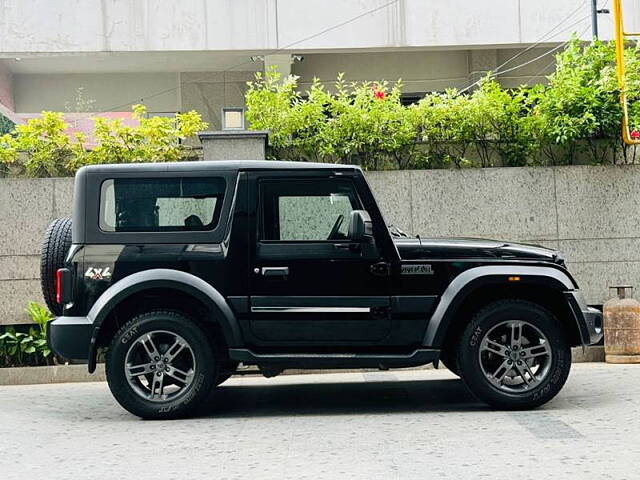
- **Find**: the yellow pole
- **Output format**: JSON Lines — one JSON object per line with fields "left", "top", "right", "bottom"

{"left": 612, "top": 0, "right": 637, "bottom": 144}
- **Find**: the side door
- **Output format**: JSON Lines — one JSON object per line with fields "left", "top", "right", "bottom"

{"left": 247, "top": 171, "right": 391, "bottom": 346}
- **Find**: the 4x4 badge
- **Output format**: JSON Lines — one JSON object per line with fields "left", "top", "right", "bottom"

{"left": 85, "top": 267, "right": 112, "bottom": 280}
{"left": 401, "top": 264, "right": 434, "bottom": 275}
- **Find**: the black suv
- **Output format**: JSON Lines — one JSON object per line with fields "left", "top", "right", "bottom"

{"left": 43, "top": 160, "right": 602, "bottom": 419}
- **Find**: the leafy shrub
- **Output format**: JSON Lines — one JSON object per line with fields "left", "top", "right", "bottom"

{"left": 534, "top": 39, "right": 616, "bottom": 164}
{"left": 535, "top": 38, "right": 640, "bottom": 164}
{"left": 247, "top": 71, "right": 547, "bottom": 169}
{"left": 469, "top": 80, "right": 541, "bottom": 167}
{"left": 246, "top": 38, "right": 640, "bottom": 168}
{"left": 80, "top": 104, "right": 207, "bottom": 169}
{"left": 412, "top": 90, "right": 474, "bottom": 168}
{"left": 0, "top": 112, "right": 84, "bottom": 177}
{"left": 0, "top": 302, "right": 55, "bottom": 368}
{"left": 246, "top": 71, "right": 419, "bottom": 169}
{"left": 0, "top": 105, "right": 208, "bottom": 177}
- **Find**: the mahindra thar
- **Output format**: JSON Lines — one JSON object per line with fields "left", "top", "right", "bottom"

{"left": 42, "top": 161, "right": 602, "bottom": 418}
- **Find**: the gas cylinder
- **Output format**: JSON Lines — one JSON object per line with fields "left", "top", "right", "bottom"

{"left": 604, "top": 285, "right": 640, "bottom": 364}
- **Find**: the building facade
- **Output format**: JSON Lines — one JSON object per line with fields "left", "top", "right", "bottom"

{"left": 0, "top": 0, "right": 631, "bottom": 130}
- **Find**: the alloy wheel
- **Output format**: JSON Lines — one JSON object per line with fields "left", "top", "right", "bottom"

{"left": 124, "top": 330, "right": 196, "bottom": 402}
{"left": 478, "top": 320, "right": 553, "bottom": 393}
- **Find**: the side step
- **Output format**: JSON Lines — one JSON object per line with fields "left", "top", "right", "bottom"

{"left": 228, "top": 348, "right": 439, "bottom": 370}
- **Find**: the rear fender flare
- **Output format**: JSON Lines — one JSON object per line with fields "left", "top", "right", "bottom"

{"left": 86, "top": 269, "right": 242, "bottom": 372}
{"left": 423, "top": 265, "right": 577, "bottom": 348}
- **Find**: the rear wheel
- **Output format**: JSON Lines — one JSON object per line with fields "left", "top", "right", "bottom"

{"left": 457, "top": 299, "right": 571, "bottom": 409}
{"left": 106, "top": 310, "right": 217, "bottom": 419}
{"left": 40, "top": 216, "right": 72, "bottom": 316}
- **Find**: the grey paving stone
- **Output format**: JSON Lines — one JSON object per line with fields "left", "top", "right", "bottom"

{"left": 0, "top": 364, "right": 636, "bottom": 480}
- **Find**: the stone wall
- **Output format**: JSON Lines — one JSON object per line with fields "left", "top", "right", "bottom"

{"left": 2, "top": 165, "right": 639, "bottom": 324}
{"left": 367, "top": 166, "right": 640, "bottom": 306}
{"left": 0, "top": 177, "right": 74, "bottom": 324}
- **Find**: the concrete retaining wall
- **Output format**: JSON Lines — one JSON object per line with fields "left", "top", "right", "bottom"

{"left": 0, "top": 177, "right": 73, "bottom": 324}
{"left": 367, "top": 165, "right": 640, "bottom": 306}
{"left": 1, "top": 165, "right": 638, "bottom": 324}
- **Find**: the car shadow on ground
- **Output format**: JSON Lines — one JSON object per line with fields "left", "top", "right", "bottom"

{"left": 202, "top": 378, "right": 489, "bottom": 418}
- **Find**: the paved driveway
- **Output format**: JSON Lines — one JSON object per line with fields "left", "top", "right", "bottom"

{"left": 0, "top": 363, "right": 637, "bottom": 480}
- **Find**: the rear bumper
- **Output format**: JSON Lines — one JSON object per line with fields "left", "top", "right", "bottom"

{"left": 47, "top": 316, "right": 92, "bottom": 361}
{"left": 565, "top": 291, "right": 603, "bottom": 346}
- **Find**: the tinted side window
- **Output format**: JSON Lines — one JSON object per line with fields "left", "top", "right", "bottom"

{"left": 100, "top": 177, "right": 226, "bottom": 232}
{"left": 260, "top": 179, "right": 360, "bottom": 241}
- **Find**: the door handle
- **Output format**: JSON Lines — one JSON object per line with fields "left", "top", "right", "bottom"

{"left": 260, "top": 266, "right": 289, "bottom": 277}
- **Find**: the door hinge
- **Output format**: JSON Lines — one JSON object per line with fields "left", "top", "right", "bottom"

{"left": 370, "top": 261, "right": 391, "bottom": 277}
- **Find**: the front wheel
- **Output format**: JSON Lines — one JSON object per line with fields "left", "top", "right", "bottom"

{"left": 457, "top": 300, "right": 571, "bottom": 410}
{"left": 106, "top": 310, "right": 217, "bottom": 419}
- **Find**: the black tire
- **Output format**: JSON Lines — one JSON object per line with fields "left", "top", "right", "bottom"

{"left": 106, "top": 310, "right": 218, "bottom": 419}
{"left": 40, "top": 216, "right": 72, "bottom": 316}
{"left": 440, "top": 348, "right": 460, "bottom": 377}
{"left": 457, "top": 299, "right": 571, "bottom": 410}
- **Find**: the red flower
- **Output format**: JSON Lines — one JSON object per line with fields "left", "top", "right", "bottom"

{"left": 374, "top": 90, "right": 386, "bottom": 100}
{"left": 631, "top": 129, "right": 640, "bottom": 140}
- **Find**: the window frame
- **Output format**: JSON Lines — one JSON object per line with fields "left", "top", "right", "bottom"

{"left": 257, "top": 177, "right": 364, "bottom": 244}
{"left": 98, "top": 177, "right": 226, "bottom": 233}
{"left": 83, "top": 169, "right": 238, "bottom": 245}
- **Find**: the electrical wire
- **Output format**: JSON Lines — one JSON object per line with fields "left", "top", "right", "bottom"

{"left": 507, "top": 23, "right": 593, "bottom": 86}
{"left": 73, "top": 0, "right": 401, "bottom": 120}
{"left": 458, "top": 12, "right": 592, "bottom": 94}
{"left": 496, "top": 0, "right": 588, "bottom": 71}
{"left": 72, "top": 0, "right": 590, "bottom": 119}
{"left": 515, "top": 1, "right": 608, "bottom": 86}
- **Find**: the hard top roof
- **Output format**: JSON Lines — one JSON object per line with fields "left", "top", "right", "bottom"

{"left": 77, "top": 160, "right": 359, "bottom": 174}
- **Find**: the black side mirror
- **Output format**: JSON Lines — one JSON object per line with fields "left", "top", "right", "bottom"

{"left": 348, "top": 210, "right": 373, "bottom": 242}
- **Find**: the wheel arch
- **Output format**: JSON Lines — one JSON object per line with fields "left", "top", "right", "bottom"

{"left": 87, "top": 269, "right": 242, "bottom": 373}
{"left": 424, "top": 265, "right": 583, "bottom": 350}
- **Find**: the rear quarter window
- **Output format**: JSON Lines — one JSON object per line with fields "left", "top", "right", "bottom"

{"left": 99, "top": 177, "right": 226, "bottom": 232}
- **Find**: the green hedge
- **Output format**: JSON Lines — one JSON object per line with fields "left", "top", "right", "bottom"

{"left": 0, "top": 105, "right": 207, "bottom": 178}
{"left": 246, "top": 38, "right": 640, "bottom": 169}
{"left": 2, "top": 38, "right": 640, "bottom": 176}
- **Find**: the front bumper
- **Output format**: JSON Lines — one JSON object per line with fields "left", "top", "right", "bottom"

{"left": 565, "top": 291, "right": 603, "bottom": 346}
{"left": 47, "top": 316, "right": 93, "bottom": 361}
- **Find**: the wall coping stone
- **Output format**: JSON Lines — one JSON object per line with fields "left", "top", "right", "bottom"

{"left": 197, "top": 130, "right": 269, "bottom": 141}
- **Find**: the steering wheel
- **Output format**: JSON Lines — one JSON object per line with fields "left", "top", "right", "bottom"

{"left": 327, "top": 214, "right": 345, "bottom": 240}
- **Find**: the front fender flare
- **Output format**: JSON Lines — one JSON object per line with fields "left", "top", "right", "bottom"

{"left": 86, "top": 269, "right": 242, "bottom": 373}
{"left": 422, "top": 265, "right": 577, "bottom": 348}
